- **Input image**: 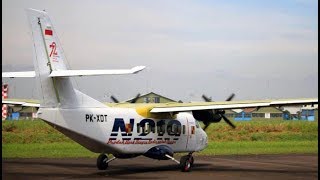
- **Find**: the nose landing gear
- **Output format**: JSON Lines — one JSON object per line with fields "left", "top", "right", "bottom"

{"left": 166, "top": 152, "right": 194, "bottom": 172}
{"left": 180, "top": 152, "right": 194, "bottom": 172}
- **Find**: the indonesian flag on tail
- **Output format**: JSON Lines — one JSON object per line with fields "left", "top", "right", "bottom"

{"left": 45, "top": 29, "right": 53, "bottom": 36}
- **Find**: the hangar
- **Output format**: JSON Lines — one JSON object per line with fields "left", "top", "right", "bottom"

{"left": 125, "top": 92, "right": 177, "bottom": 103}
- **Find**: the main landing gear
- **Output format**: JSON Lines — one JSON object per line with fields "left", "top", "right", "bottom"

{"left": 96, "top": 154, "right": 116, "bottom": 170}
{"left": 166, "top": 152, "right": 194, "bottom": 172}
{"left": 97, "top": 153, "right": 194, "bottom": 172}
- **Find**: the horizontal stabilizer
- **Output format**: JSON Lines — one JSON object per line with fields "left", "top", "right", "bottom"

{"left": 2, "top": 66, "right": 146, "bottom": 78}
{"left": 49, "top": 66, "right": 146, "bottom": 77}
{"left": 2, "top": 71, "right": 36, "bottom": 78}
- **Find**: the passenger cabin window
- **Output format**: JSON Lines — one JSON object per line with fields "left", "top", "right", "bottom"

{"left": 143, "top": 123, "right": 149, "bottom": 133}
{"left": 167, "top": 123, "right": 181, "bottom": 135}
{"left": 167, "top": 125, "right": 172, "bottom": 134}
{"left": 137, "top": 122, "right": 156, "bottom": 134}
{"left": 157, "top": 124, "right": 165, "bottom": 134}
{"left": 177, "top": 125, "right": 181, "bottom": 134}
{"left": 182, "top": 125, "right": 186, "bottom": 134}
{"left": 125, "top": 124, "right": 132, "bottom": 133}
{"left": 137, "top": 123, "right": 140, "bottom": 133}
{"left": 150, "top": 124, "right": 155, "bottom": 133}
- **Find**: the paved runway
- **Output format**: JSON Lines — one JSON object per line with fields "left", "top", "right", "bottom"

{"left": 2, "top": 154, "right": 317, "bottom": 180}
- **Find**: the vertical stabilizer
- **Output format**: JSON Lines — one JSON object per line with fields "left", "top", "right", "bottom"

{"left": 26, "top": 8, "right": 105, "bottom": 108}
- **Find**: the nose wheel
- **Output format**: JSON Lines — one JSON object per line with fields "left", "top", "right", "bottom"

{"left": 180, "top": 153, "right": 194, "bottom": 172}
{"left": 165, "top": 153, "right": 194, "bottom": 172}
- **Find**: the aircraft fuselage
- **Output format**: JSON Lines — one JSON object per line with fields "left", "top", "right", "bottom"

{"left": 38, "top": 107, "right": 208, "bottom": 155}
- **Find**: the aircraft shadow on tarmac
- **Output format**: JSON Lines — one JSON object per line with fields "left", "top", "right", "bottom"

{"left": 4, "top": 160, "right": 317, "bottom": 179}
{"left": 96, "top": 164, "right": 316, "bottom": 178}
{"left": 5, "top": 159, "right": 96, "bottom": 168}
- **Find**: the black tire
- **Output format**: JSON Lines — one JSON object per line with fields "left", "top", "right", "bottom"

{"left": 189, "top": 156, "right": 194, "bottom": 167}
{"left": 180, "top": 155, "right": 191, "bottom": 172}
{"left": 97, "top": 154, "right": 108, "bottom": 170}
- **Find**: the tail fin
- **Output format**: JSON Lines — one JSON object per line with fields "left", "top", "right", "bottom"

{"left": 26, "top": 8, "right": 105, "bottom": 108}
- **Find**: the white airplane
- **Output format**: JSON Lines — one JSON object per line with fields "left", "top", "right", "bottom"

{"left": 2, "top": 9, "right": 318, "bottom": 172}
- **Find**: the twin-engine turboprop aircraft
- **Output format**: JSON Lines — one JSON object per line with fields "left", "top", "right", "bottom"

{"left": 2, "top": 9, "right": 318, "bottom": 172}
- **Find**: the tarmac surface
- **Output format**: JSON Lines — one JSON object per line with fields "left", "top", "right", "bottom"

{"left": 2, "top": 154, "right": 318, "bottom": 180}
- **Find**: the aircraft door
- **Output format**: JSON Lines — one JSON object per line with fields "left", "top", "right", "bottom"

{"left": 185, "top": 117, "right": 196, "bottom": 151}
{"left": 195, "top": 121, "right": 203, "bottom": 149}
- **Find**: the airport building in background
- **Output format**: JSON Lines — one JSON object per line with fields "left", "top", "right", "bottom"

{"left": 2, "top": 83, "right": 38, "bottom": 120}
{"left": 125, "top": 92, "right": 177, "bottom": 103}
{"left": 1, "top": 85, "right": 318, "bottom": 121}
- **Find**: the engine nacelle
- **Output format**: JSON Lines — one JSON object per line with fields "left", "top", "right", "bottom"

{"left": 192, "top": 110, "right": 222, "bottom": 123}
{"left": 143, "top": 145, "right": 174, "bottom": 160}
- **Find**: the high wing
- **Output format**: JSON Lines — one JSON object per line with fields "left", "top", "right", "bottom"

{"left": 2, "top": 99, "right": 40, "bottom": 107}
{"left": 150, "top": 98, "right": 318, "bottom": 113}
{"left": 2, "top": 66, "right": 145, "bottom": 78}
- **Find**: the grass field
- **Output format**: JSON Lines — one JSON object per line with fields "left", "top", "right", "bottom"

{"left": 2, "top": 119, "right": 318, "bottom": 158}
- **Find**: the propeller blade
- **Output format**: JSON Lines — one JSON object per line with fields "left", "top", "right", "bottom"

{"left": 221, "top": 114, "right": 236, "bottom": 129}
{"left": 202, "top": 95, "right": 212, "bottom": 102}
{"left": 130, "top": 93, "right": 141, "bottom": 103}
{"left": 225, "top": 93, "right": 235, "bottom": 101}
{"left": 110, "top": 96, "right": 119, "bottom": 103}
{"left": 203, "top": 122, "right": 211, "bottom": 131}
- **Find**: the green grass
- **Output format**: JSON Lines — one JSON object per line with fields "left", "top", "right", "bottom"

{"left": 204, "top": 120, "right": 318, "bottom": 142}
{"left": 3, "top": 141, "right": 317, "bottom": 158}
{"left": 2, "top": 143, "right": 97, "bottom": 158}
{"left": 2, "top": 120, "right": 72, "bottom": 143}
{"left": 200, "top": 141, "right": 318, "bottom": 155}
{"left": 2, "top": 119, "right": 318, "bottom": 158}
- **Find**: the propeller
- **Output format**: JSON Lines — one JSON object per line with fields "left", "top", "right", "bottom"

{"left": 221, "top": 114, "right": 236, "bottom": 129}
{"left": 130, "top": 93, "right": 141, "bottom": 103}
{"left": 202, "top": 93, "right": 235, "bottom": 102}
{"left": 225, "top": 93, "right": 235, "bottom": 101}
{"left": 110, "top": 93, "right": 141, "bottom": 103}
{"left": 202, "top": 95, "right": 212, "bottom": 102}
{"left": 110, "top": 95, "right": 119, "bottom": 103}
{"left": 203, "top": 121, "right": 211, "bottom": 131}
{"left": 201, "top": 93, "right": 236, "bottom": 129}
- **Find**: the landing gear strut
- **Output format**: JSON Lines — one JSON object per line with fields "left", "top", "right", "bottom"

{"left": 96, "top": 154, "right": 116, "bottom": 170}
{"left": 166, "top": 152, "right": 194, "bottom": 172}
{"left": 180, "top": 153, "right": 194, "bottom": 172}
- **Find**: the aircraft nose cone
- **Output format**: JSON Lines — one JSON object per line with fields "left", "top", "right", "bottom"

{"left": 199, "top": 131, "right": 208, "bottom": 150}
{"left": 204, "top": 135, "right": 208, "bottom": 147}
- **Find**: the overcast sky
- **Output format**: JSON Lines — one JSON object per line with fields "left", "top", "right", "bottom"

{"left": 2, "top": 0, "right": 318, "bottom": 102}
